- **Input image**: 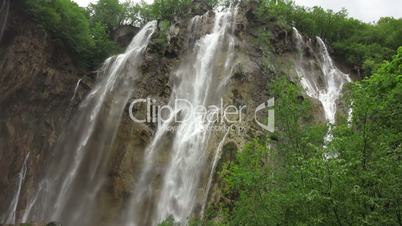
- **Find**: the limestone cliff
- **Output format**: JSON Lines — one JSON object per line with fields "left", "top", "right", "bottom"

{"left": 0, "top": 2, "right": 88, "bottom": 219}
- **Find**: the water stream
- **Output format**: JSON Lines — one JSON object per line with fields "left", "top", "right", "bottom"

{"left": 292, "top": 27, "right": 351, "bottom": 145}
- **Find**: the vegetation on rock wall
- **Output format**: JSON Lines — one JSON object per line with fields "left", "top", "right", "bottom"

{"left": 125, "top": 0, "right": 219, "bottom": 23}
{"left": 20, "top": 0, "right": 402, "bottom": 74}
{"left": 256, "top": 0, "right": 402, "bottom": 76}
{"left": 22, "top": 0, "right": 122, "bottom": 68}
{"left": 206, "top": 48, "right": 402, "bottom": 226}
{"left": 21, "top": 0, "right": 219, "bottom": 68}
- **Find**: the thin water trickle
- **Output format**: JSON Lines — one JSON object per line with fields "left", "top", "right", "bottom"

{"left": 70, "top": 79, "right": 82, "bottom": 102}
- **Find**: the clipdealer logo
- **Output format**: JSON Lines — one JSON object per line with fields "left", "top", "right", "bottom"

{"left": 128, "top": 98, "right": 275, "bottom": 132}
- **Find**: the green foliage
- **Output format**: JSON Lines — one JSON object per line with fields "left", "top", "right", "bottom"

{"left": 155, "top": 20, "right": 171, "bottom": 50}
{"left": 256, "top": 0, "right": 402, "bottom": 76}
{"left": 23, "top": 0, "right": 94, "bottom": 65}
{"left": 255, "top": 28, "right": 272, "bottom": 49}
{"left": 90, "top": 21, "right": 120, "bottom": 66}
{"left": 87, "top": 0, "right": 126, "bottom": 33}
{"left": 22, "top": 0, "right": 221, "bottom": 68}
{"left": 23, "top": 0, "right": 122, "bottom": 68}
{"left": 125, "top": 0, "right": 192, "bottom": 23}
{"left": 86, "top": 0, "right": 126, "bottom": 65}
{"left": 126, "top": 0, "right": 220, "bottom": 25}
{"left": 328, "top": 47, "right": 402, "bottom": 225}
{"left": 149, "top": 0, "right": 192, "bottom": 20}
{"left": 158, "top": 216, "right": 176, "bottom": 226}
{"left": 210, "top": 49, "right": 402, "bottom": 225}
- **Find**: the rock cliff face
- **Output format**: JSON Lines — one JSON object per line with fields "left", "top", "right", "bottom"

{"left": 0, "top": 2, "right": 88, "bottom": 220}
{"left": 0, "top": 1, "right": 351, "bottom": 225}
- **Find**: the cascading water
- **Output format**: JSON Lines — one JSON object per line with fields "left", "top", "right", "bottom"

{"left": 292, "top": 27, "right": 351, "bottom": 145}
{"left": 21, "top": 21, "right": 157, "bottom": 226}
{"left": 0, "top": 152, "right": 30, "bottom": 224}
{"left": 123, "top": 7, "right": 237, "bottom": 226}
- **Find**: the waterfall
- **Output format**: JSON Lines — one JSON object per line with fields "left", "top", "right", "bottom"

{"left": 292, "top": 27, "right": 351, "bottom": 144}
{"left": 123, "top": 7, "right": 237, "bottom": 226}
{"left": 22, "top": 21, "right": 157, "bottom": 226}
{"left": 1, "top": 152, "right": 30, "bottom": 224}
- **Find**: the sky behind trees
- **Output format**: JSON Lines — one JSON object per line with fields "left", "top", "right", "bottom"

{"left": 293, "top": 0, "right": 402, "bottom": 22}
{"left": 72, "top": 0, "right": 402, "bottom": 22}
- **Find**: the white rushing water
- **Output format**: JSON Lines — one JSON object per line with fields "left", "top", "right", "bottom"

{"left": 70, "top": 78, "right": 82, "bottom": 102}
{"left": 292, "top": 27, "right": 351, "bottom": 144}
{"left": 1, "top": 152, "right": 30, "bottom": 224}
{"left": 22, "top": 21, "right": 157, "bottom": 226}
{"left": 123, "top": 7, "right": 237, "bottom": 226}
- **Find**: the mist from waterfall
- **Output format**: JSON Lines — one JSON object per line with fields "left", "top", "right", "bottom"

{"left": 20, "top": 21, "right": 157, "bottom": 226}
{"left": 123, "top": 7, "right": 237, "bottom": 226}
{"left": 292, "top": 27, "right": 351, "bottom": 144}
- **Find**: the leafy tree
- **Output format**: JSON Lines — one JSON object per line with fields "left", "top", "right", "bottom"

{"left": 89, "top": 21, "right": 120, "bottom": 67}
{"left": 23, "top": 0, "right": 123, "bottom": 68}
{"left": 87, "top": 0, "right": 126, "bottom": 34}
{"left": 213, "top": 78, "right": 328, "bottom": 225}
{"left": 125, "top": 0, "right": 219, "bottom": 25}
{"left": 331, "top": 47, "right": 402, "bottom": 225}
{"left": 211, "top": 49, "right": 402, "bottom": 226}
{"left": 24, "top": 0, "right": 94, "bottom": 65}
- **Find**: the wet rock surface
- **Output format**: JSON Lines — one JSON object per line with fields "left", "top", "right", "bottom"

{"left": 0, "top": 3, "right": 89, "bottom": 220}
